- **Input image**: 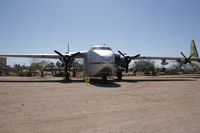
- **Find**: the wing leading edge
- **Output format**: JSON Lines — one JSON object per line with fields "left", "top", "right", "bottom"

{"left": 134, "top": 56, "right": 200, "bottom": 62}
{"left": 0, "top": 51, "right": 87, "bottom": 59}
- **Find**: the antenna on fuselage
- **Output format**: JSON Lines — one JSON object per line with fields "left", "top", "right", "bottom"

{"left": 67, "top": 42, "right": 69, "bottom": 54}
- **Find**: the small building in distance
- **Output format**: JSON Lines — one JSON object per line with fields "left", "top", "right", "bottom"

{"left": 0, "top": 57, "right": 7, "bottom": 75}
{"left": 0, "top": 57, "right": 7, "bottom": 66}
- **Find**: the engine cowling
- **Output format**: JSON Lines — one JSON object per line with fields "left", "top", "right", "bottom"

{"left": 161, "top": 59, "right": 168, "bottom": 65}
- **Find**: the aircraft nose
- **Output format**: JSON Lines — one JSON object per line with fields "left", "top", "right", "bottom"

{"left": 92, "top": 50, "right": 114, "bottom": 62}
{"left": 101, "top": 52, "right": 114, "bottom": 60}
{"left": 99, "top": 51, "right": 113, "bottom": 57}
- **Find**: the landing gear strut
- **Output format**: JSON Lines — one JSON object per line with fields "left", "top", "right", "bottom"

{"left": 65, "top": 71, "right": 70, "bottom": 80}
{"left": 116, "top": 69, "right": 123, "bottom": 80}
{"left": 64, "top": 62, "right": 70, "bottom": 80}
{"left": 101, "top": 74, "right": 107, "bottom": 83}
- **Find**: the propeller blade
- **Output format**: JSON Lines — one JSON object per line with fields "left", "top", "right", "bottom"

{"left": 189, "top": 62, "right": 194, "bottom": 67}
{"left": 180, "top": 52, "right": 187, "bottom": 59}
{"left": 131, "top": 54, "right": 140, "bottom": 59}
{"left": 125, "top": 64, "right": 129, "bottom": 73}
{"left": 188, "top": 53, "right": 194, "bottom": 60}
{"left": 54, "top": 50, "right": 64, "bottom": 58}
{"left": 125, "top": 57, "right": 132, "bottom": 73}
{"left": 118, "top": 50, "right": 126, "bottom": 57}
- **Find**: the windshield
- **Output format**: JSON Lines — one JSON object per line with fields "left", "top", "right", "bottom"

{"left": 91, "top": 47, "right": 112, "bottom": 51}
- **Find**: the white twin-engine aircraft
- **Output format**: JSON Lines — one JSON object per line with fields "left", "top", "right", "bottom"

{"left": 1, "top": 40, "right": 200, "bottom": 81}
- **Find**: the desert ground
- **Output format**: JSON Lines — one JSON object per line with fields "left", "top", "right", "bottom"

{"left": 0, "top": 75, "right": 200, "bottom": 133}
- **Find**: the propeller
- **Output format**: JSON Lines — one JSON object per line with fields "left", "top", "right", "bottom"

{"left": 118, "top": 50, "right": 140, "bottom": 73}
{"left": 180, "top": 52, "right": 194, "bottom": 64}
{"left": 54, "top": 50, "right": 80, "bottom": 79}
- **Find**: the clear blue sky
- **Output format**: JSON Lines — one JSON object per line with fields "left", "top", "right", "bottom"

{"left": 1, "top": 0, "right": 200, "bottom": 65}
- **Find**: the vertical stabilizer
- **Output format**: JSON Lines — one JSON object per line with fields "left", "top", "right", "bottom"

{"left": 190, "top": 40, "right": 199, "bottom": 57}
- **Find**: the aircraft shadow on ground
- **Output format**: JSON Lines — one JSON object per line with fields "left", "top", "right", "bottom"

{"left": 0, "top": 79, "right": 83, "bottom": 83}
{"left": 60, "top": 78, "right": 191, "bottom": 87}
{"left": 0, "top": 77, "right": 196, "bottom": 88}
{"left": 89, "top": 79, "right": 121, "bottom": 88}
{"left": 0, "top": 80, "right": 63, "bottom": 83}
{"left": 0, "top": 78, "right": 121, "bottom": 88}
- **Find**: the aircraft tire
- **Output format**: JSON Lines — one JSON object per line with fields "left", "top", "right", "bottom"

{"left": 101, "top": 74, "right": 107, "bottom": 83}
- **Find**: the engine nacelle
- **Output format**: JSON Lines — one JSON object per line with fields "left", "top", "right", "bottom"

{"left": 161, "top": 59, "right": 168, "bottom": 65}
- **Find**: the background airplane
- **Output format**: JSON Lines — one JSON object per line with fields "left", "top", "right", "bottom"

{"left": 137, "top": 40, "right": 200, "bottom": 69}
{"left": 188, "top": 40, "right": 200, "bottom": 70}
{"left": 0, "top": 40, "right": 200, "bottom": 82}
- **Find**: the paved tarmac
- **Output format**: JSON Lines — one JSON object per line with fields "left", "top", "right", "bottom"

{"left": 0, "top": 75, "right": 200, "bottom": 133}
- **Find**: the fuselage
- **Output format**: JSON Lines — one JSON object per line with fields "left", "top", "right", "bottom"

{"left": 84, "top": 45, "right": 115, "bottom": 76}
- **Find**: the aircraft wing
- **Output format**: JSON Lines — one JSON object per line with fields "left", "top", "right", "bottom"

{"left": 0, "top": 51, "right": 87, "bottom": 59}
{"left": 0, "top": 54, "right": 60, "bottom": 59}
{"left": 136, "top": 56, "right": 180, "bottom": 60}
{"left": 134, "top": 56, "right": 200, "bottom": 62}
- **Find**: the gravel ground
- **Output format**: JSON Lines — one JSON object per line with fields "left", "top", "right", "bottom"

{"left": 0, "top": 75, "right": 200, "bottom": 133}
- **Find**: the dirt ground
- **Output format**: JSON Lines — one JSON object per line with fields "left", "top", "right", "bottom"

{"left": 0, "top": 75, "right": 200, "bottom": 133}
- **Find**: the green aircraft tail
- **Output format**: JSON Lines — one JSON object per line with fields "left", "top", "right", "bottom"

{"left": 190, "top": 40, "right": 199, "bottom": 57}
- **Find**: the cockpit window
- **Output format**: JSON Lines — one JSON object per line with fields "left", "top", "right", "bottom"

{"left": 91, "top": 47, "right": 112, "bottom": 50}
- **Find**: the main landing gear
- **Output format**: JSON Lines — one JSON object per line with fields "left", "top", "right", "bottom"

{"left": 65, "top": 71, "right": 70, "bottom": 80}
{"left": 116, "top": 69, "right": 123, "bottom": 80}
{"left": 101, "top": 74, "right": 107, "bottom": 83}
